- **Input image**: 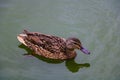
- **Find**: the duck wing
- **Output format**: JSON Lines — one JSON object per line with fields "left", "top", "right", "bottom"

{"left": 24, "top": 30, "right": 66, "bottom": 54}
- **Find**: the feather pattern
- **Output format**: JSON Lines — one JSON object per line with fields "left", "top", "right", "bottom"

{"left": 24, "top": 31, "right": 66, "bottom": 54}
{"left": 17, "top": 30, "right": 90, "bottom": 60}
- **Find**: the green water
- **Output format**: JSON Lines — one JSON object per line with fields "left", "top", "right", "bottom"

{"left": 0, "top": 0, "right": 120, "bottom": 80}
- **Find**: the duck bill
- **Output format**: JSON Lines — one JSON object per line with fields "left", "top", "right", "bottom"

{"left": 80, "top": 46, "right": 90, "bottom": 55}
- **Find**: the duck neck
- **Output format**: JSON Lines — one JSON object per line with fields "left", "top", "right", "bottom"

{"left": 65, "top": 48, "right": 76, "bottom": 58}
{"left": 66, "top": 48, "right": 75, "bottom": 54}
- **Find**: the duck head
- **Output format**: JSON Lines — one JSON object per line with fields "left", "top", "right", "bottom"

{"left": 66, "top": 37, "right": 90, "bottom": 55}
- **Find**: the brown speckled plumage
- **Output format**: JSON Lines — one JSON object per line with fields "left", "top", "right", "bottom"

{"left": 17, "top": 30, "right": 90, "bottom": 60}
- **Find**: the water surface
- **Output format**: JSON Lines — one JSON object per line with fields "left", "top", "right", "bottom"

{"left": 0, "top": 0, "right": 120, "bottom": 80}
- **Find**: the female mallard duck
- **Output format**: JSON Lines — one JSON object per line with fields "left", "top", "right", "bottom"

{"left": 17, "top": 30, "right": 90, "bottom": 60}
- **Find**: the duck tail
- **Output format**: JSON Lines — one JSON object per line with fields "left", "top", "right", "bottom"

{"left": 23, "top": 29, "right": 34, "bottom": 36}
{"left": 23, "top": 29, "right": 29, "bottom": 34}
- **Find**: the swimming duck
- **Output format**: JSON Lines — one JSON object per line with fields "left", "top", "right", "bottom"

{"left": 17, "top": 30, "right": 90, "bottom": 60}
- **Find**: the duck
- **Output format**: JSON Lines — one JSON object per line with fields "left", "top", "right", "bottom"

{"left": 17, "top": 30, "right": 90, "bottom": 60}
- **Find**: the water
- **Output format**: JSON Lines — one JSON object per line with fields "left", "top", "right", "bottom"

{"left": 0, "top": 0, "right": 120, "bottom": 80}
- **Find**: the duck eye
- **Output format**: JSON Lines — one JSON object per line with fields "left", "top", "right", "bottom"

{"left": 74, "top": 42, "right": 81, "bottom": 46}
{"left": 74, "top": 42, "right": 78, "bottom": 45}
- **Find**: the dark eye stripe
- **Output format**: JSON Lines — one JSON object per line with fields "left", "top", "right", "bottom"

{"left": 74, "top": 42, "right": 81, "bottom": 46}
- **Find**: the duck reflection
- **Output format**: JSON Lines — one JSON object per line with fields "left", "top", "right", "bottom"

{"left": 65, "top": 58, "right": 90, "bottom": 73}
{"left": 19, "top": 44, "right": 90, "bottom": 73}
